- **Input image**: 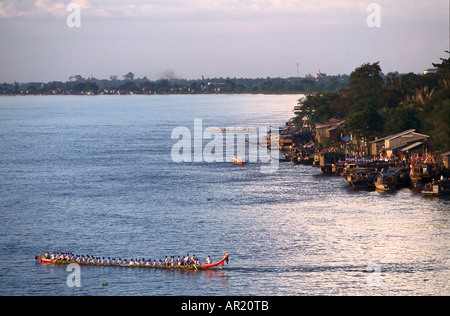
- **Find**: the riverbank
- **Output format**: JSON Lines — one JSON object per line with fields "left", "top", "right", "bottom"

{"left": 275, "top": 117, "right": 450, "bottom": 195}
{"left": 0, "top": 75, "right": 348, "bottom": 96}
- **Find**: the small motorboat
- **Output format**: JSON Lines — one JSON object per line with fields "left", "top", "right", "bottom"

{"left": 232, "top": 156, "right": 244, "bottom": 165}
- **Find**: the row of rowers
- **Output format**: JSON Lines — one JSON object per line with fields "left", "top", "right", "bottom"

{"left": 43, "top": 252, "right": 213, "bottom": 266}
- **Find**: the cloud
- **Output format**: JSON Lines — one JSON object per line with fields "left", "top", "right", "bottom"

{"left": 0, "top": 0, "right": 95, "bottom": 19}
{"left": 0, "top": 0, "right": 66, "bottom": 19}
{"left": 34, "top": 0, "right": 66, "bottom": 18}
{"left": 0, "top": 2, "right": 17, "bottom": 18}
{"left": 0, "top": 0, "right": 448, "bottom": 83}
{"left": 0, "top": 0, "right": 448, "bottom": 22}
{"left": 0, "top": 0, "right": 367, "bottom": 19}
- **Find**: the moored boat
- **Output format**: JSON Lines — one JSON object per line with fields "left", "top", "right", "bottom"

{"left": 346, "top": 168, "right": 377, "bottom": 188}
{"left": 375, "top": 172, "right": 397, "bottom": 191}
{"left": 313, "top": 152, "right": 346, "bottom": 174}
{"left": 422, "top": 179, "right": 450, "bottom": 196}
{"left": 388, "top": 166, "right": 410, "bottom": 187}
{"left": 292, "top": 153, "right": 314, "bottom": 165}
{"left": 410, "top": 163, "right": 436, "bottom": 188}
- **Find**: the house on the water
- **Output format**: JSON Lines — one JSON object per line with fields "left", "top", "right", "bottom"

{"left": 369, "top": 129, "right": 430, "bottom": 157}
{"left": 314, "top": 118, "right": 345, "bottom": 144}
{"left": 441, "top": 152, "right": 450, "bottom": 169}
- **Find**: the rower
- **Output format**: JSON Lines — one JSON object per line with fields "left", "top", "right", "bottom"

{"left": 184, "top": 254, "right": 189, "bottom": 265}
{"left": 205, "top": 256, "right": 212, "bottom": 264}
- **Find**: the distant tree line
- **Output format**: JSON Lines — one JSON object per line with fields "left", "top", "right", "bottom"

{"left": 294, "top": 52, "right": 450, "bottom": 152}
{"left": 1, "top": 72, "right": 349, "bottom": 96}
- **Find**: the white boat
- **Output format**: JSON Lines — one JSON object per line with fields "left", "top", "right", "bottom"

{"left": 422, "top": 179, "right": 450, "bottom": 196}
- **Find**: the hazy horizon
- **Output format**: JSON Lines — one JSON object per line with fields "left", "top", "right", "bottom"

{"left": 1, "top": 0, "right": 448, "bottom": 83}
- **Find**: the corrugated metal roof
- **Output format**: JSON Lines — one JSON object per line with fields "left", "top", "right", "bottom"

{"left": 369, "top": 129, "right": 416, "bottom": 143}
{"left": 401, "top": 142, "right": 424, "bottom": 151}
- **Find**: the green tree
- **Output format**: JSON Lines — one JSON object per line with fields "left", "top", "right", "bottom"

{"left": 118, "top": 81, "right": 138, "bottom": 93}
{"left": 123, "top": 72, "right": 135, "bottom": 81}
{"left": 224, "top": 79, "right": 236, "bottom": 92}
{"left": 432, "top": 50, "right": 450, "bottom": 75}
{"left": 189, "top": 82, "right": 198, "bottom": 92}
{"left": 329, "top": 89, "right": 351, "bottom": 118}
{"left": 348, "top": 62, "right": 383, "bottom": 93}
{"left": 262, "top": 81, "right": 274, "bottom": 92}
{"left": 420, "top": 84, "right": 450, "bottom": 152}
{"left": 72, "top": 82, "right": 86, "bottom": 93}
{"left": 427, "top": 98, "right": 450, "bottom": 152}
{"left": 380, "top": 105, "right": 420, "bottom": 135}
{"left": 156, "top": 79, "right": 171, "bottom": 93}
{"left": 344, "top": 92, "right": 383, "bottom": 140}
{"left": 295, "top": 92, "right": 338, "bottom": 126}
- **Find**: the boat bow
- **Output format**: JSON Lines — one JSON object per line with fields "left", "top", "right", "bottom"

{"left": 199, "top": 252, "right": 228, "bottom": 269}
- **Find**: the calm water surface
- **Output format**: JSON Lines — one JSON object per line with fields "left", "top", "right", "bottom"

{"left": 0, "top": 95, "right": 448, "bottom": 296}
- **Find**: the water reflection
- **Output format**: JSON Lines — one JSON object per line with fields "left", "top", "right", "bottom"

{"left": 1, "top": 95, "right": 449, "bottom": 295}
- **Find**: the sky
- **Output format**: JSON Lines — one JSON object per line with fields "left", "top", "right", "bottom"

{"left": 0, "top": 0, "right": 449, "bottom": 83}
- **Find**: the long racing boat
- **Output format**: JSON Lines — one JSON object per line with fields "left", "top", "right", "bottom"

{"left": 36, "top": 252, "right": 229, "bottom": 270}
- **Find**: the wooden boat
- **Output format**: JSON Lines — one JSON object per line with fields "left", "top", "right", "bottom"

{"left": 410, "top": 163, "right": 436, "bottom": 188}
{"left": 346, "top": 168, "right": 377, "bottom": 188}
{"left": 36, "top": 256, "right": 54, "bottom": 264}
{"left": 232, "top": 156, "right": 244, "bottom": 165}
{"left": 36, "top": 252, "right": 229, "bottom": 270}
{"left": 422, "top": 179, "right": 450, "bottom": 196}
{"left": 388, "top": 166, "right": 410, "bottom": 187}
{"left": 313, "top": 152, "right": 346, "bottom": 174}
{"left": 200, "top": 253, "right": 229, "bottom": 269}
{"left": 269, "top": 153, "right": 291, "bottom": 162}
{"left": 342, "top": 161, "right": 393, "bottom": 176}
{"left": 292, "top": 152, "right": 314, "bottom": 165}
{"left": 375, "top": 172, "right": 397, "bottom": 191}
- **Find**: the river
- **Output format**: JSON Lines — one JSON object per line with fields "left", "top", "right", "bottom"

{"left": 0, "top": 94, "right": 448, "bottom": 296}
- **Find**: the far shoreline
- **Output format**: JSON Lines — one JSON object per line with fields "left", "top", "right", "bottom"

{"left": 0, "top": 92, "right": 308, "bottom": 97}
